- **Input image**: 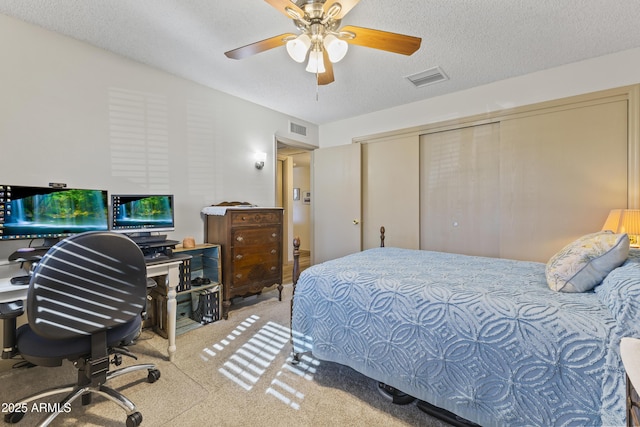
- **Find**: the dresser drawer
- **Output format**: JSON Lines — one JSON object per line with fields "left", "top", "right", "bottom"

{"left": 230, "top": 263, "right": 281, "bottom": 288}
{"left": 231, "top": 247, "right": 279, "bottom": 267}
{"left": 230, "top": 210, "right": 281, "bottom": 226}
{"left": 232, "top": 227, "right": 280, "bottom": 247}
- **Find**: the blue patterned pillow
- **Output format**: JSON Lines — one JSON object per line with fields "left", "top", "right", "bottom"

{"left": 546, "top": 231, "right": 629, "bottom": 292}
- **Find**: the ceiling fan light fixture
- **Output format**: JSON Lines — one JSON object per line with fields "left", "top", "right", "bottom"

{"left": 323, "top": 34, "right": 348, "bottom": 63}
{"left": 306, "top": 49, "right": 326, "bottom": 73}
{"left": 225, "top": 1, "right": 422, "bottom": 86}
{"left": 286, "top": 33, "right": 311, "bottom": 63}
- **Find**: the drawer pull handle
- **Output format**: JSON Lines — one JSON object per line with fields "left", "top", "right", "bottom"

{"left": 271, "top": 233, "right": 277, "bottom": 238}
{"left": 241, "top": 216, "right": 246, "bottom": 221}
{"left": 235, "top": 273, "right": 243, "bottom": 279}
{"left": 235, "top": 254, "right": 243, "bottom": 260}
{"left": 236, "top": 236, "right": 244, "bottom": 242}
{"left": 270, "top": 266, "right": 277, "bottom": 272}
{"left": 270, "top": 249, "right": 276, "bottom": 255}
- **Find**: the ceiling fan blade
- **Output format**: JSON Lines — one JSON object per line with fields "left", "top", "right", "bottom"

{"left": 264, "top": 0, "right": 306, "bottom": 20}
{"left": 340, "top": 25, "right": 422, "bottom": 55}
{"left": 323, "top": 0, "right": 360, "bottom": 20}
{"left": 318, "top": 50, "right": 335, "bottom": 85}
{"left": 225, "top": 33, "right": 296, "bottom": 60}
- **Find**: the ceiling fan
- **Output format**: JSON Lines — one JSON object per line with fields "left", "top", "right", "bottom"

{"left": 224, "top": 0, "right": 422, "bottom": 85}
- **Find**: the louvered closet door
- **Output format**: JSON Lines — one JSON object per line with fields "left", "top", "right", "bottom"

{"left": 419, "top": 100, "right": 628, "bottom": 262}
{"left": 420, "top": 123, "right": 501, "bottom": 257}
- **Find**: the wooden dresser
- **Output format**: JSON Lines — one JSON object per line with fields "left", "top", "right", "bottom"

{"left": 205, "top": 207, "right": 283, "bottom": 319}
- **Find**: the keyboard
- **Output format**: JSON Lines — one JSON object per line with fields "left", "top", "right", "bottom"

{"left": 131, "top": 235, "right": 168, "bottom": 245}
{"left": 144, "top": 254, "right": 170, "bottom": 262}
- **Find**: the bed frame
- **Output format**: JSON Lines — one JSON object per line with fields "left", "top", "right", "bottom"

{"left": 290, "top": 226, "right": 386, "bottom": 286}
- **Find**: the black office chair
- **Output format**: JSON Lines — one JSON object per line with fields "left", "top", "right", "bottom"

{"left": 3, "top": 231, "right": 160, "bottom": 427}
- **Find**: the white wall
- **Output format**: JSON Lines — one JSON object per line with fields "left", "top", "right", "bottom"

{"left": 319, "top": 47, "right": 640, "bottom": 148}
{"left": 0, "top": 14, "right": 319, "bottom": 261}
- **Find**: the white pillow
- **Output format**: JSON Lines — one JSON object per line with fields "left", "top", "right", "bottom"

{"left": 546, "top": 231, "right": 629, "bottom": 292}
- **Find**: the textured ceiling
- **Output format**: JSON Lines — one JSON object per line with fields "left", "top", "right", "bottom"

{"left": 2, "top": 1, "right": 640, "bottom": 125}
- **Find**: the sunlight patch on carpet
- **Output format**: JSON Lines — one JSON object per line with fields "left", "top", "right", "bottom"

{"left": 199, "top": 314, "right": 259, "bottom": 360}
{"left": 265, "top": 335, "right": 319, "bottom": 410}
{"left": 200, "top": 314, "right": 321, "bottom": 411}
{"left": 217, "top": 318, "right": 289, "bottom": 391}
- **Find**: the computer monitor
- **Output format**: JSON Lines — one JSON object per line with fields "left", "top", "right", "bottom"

{"left": 0, "top": 185, "right": 109, "bottom": 248}
{"left": 110, "top": 194, "right": 175, "bottom": 242}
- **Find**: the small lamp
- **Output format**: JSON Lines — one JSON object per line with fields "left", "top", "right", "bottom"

{"left": 602, "top": 209, "right": 640, "bottom": 247}
{"left": 254, "top": 152, "right": 267, "bottom": 170}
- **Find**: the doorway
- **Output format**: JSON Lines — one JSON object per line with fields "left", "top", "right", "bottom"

{"left": 276, "top": 137, "right": 313, "bottom": 280}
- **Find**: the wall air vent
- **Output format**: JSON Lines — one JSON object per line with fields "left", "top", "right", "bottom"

{"left": 406, "top": 67, "right": 448, "bottom": 88}
{"left": 289, "top": 121, "right": 307, "bottom": 137}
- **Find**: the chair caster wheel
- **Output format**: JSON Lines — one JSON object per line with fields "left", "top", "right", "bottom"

{"left": 377, "top": 382, "right": 417, "bottom": 405}
{"left": 148, "top": 368, "right": 161, "bottom": 383}
{"left": 4, "top": 411, "right": 25, "bottom": 424}
{"left": 126, "top": 411, "right": 143, "bottom": 427}
{"left": 82, "top": 392, "right": 92, "bottom": 405}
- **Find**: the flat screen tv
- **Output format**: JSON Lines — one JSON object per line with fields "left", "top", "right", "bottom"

{"left": 0, "top": 185, "right": 109, "bottom": 248}
{"left": 110, "top": 194, "right": 175, "bottom": 240}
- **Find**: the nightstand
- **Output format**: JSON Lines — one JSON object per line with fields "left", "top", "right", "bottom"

{"left": 622, "top": 337, "right": 640, "bottom": 427}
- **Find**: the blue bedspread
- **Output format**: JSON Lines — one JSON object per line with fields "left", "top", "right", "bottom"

{"left": 292, "top": 247, "right": 640, "bottom": 426}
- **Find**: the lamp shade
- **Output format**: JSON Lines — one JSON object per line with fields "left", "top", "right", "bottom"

{"left": 602, "top": 209, "right": 640, "bottom": 246}
{"left": 323, "top": 34, "right": 348, "bottom": 63}
{"left": 305, "top": 49, "right": 325, "bottom": 73}
{"left": 286, "top": 34, "right": 311, "bottom": 63}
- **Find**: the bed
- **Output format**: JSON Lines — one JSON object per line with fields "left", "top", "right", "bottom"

{"left": 290, "top": 229, "right": 640, "bottom": 426}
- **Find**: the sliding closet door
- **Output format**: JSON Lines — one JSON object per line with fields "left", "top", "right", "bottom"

{"left": 500, "top": 100, "right": 628, "bottom": 262}
{"left": 362, "top": 136, "right": 420, "bottom": 250}
{"left": 420, "top": 123, "right": 501, "bottom": 257}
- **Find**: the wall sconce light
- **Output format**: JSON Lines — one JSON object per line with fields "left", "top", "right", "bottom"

{"left": 254, "top": 151, "right": 267, "bottom": 170}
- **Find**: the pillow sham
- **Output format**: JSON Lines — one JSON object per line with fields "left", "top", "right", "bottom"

{"left": 546, "top": 231, "right": 629, "bottom": 292}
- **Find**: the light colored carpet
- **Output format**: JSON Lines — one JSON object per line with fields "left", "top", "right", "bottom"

{"left": 0, "top": 284, "right": 449, "bottom": 427}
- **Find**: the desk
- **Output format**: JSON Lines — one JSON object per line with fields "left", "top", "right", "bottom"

{"left": 145, "top": 255, "right": 189, "bottom": 362}
{"left": 0, "top": 279, "right": 28, "bottom": 304}
{"left": 0, "top": 255, "right": 189, "bottom": 363}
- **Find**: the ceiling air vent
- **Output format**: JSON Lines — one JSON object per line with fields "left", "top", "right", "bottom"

{"left": 406, "top": 67, "right": 448, "bottom": 88}
{"left": 289, "top": 121, "right": 307, "bottom": 137}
